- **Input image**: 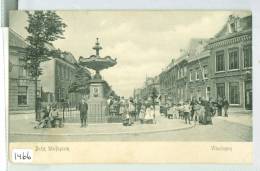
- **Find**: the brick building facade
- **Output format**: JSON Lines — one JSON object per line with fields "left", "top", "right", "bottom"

{"left": 207, "top": 15, "right": 252, "bottom": 109}
{"left": 159, "top": 39, "right": 209, "bottom": 105}
{"left": 159, "top": 14, "right": 252, "bottom": 110}
{"left": 187, "top": 49, "right": 210, "bottom": 101}
{"left": 9, "top": 29, "right": 37, "bottom": 114}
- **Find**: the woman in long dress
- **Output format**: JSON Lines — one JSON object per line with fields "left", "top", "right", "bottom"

{"left": 193, "top": 103, "right": 201, "bottom": 125}
{"left": 203, "top": 101, "right": 213, "bottom": 125}
{"left": 128, "top": 98, "right": 136, "bottom": 123}
{"left": 122, "top": 99, "right": 132, "bottom": 126}
{"left": 119, "top": 97, "right": 126, "bottom": 116}
{"left": 198, "top": 104, "right": 205, "bottom": 124}
{"left": 144, "top": 105, "right": 154, "bottom": 124}
{"left": 139, "top": 103, "right": 146, "bottom": 124}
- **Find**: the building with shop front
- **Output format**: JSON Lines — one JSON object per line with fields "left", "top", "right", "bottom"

{"left": 207, "top": 14, "right": 252, "bottom": 110}
{"left": 9, "top": 29, "right": 38, "bottom": 114}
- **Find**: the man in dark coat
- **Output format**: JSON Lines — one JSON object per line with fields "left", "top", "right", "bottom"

{"left": 190, "top": 97, "right": 197, "bottom": 121}
{"left": 79, "top": 99, "right": 88, "bottom": 127}
{"left": 223, "top": 97, "right": 229, "bottom": 117}
{"left": 217, "top": 96, "right": 223, "bottom": 116}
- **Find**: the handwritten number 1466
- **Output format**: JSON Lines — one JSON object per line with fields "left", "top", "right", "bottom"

{"left": 14, "top": 152, "right": 32, "bottom": 160}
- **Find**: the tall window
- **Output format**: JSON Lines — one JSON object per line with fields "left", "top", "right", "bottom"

{"left": 57, "top": 65, "right": 61, "bottom": 80}
{"left": 229, "top": 48, "right": 239, "bottom": 70}
{"left": 216, "top": 50, "right": 225, "bottom": 72}
{"left": 64, "top": 66, "right": 67, "bottom": 80}
{"left": 60, "top": 66, "right": 64, "bottom": 80}
{"left": 190, "top": 70, "right": 193, "bottom": 81}
{"left": 63, "top": 67, "right": 66, "bottom": 80}
{"left": 229, "top": 82, "right": 240, "bottom": 104}
{"left": 197, "top": 89, "right": 201, "bottom": 98}
{"left": 56, "top": 88, "right": 61, "bottom": 102}
{"left": 184, "top": 66, "right": 187, "bottom": 77}
{"left": 203, "top": 66, "right": 208, "bottom": 79}
{"left": 196, "top": 68, "right": 199, "bottom": 80}
{"left": 18, "top": 86, "right": 27, "bottom": 105}
{"left": 68, "top": 68, "right": 71, "bottom": 80}
{"left": 216, "top": 83, "right": 225, "bottom": 98}
{"left": 60, "top": 88, "right": 65, "bottom": 100}
{"left": 18, "top": 59, "right": 27, "bottom": 78}
{"left": 243, "top": 45, "right": 252, "bottom": 68}
{"left": 230, "top": 23, "right": 236, "bottom": 33}
{"left": 206, "top": 87, "right": 211, "bottom": 100}
{"left": 66, "top": 67, "right": 69, "bottom": 80}
{"left": 190, "top": 89, "right": 194, "bottom": 100}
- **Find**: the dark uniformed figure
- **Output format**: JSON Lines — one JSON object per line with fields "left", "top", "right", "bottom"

{"left": 79, "top": 99, "right": 88, "bottom": 127}
{"left": 223, "top": 97, "right": 229, "bottom": 117}
{"left": 217, "top": 96, "right": 223, "bottom": 116}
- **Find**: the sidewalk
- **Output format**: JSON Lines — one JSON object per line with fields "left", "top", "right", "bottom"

{"left": 214, "top": 108, "right": 252, "bottom": 127}
{"left": 9, "top": 114, "right": 193, "bottom": 136}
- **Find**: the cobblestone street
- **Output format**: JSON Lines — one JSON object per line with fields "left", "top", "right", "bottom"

{"left": 9, "top": 108, "right": 252, "bottom": 142}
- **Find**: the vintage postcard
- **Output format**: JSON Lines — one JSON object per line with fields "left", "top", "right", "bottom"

{"left": 8, "top": 10, "right": 252, "bottom": 164}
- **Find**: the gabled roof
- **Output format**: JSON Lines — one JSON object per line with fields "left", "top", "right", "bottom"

{"left": 214, "top": 15, "right": 252, "bottom": 38}
{"left": 9, "top": 29, "right": 56, "bottom": 51}
{"left": 9, "top": 29, "right": 28, "bottom": 48}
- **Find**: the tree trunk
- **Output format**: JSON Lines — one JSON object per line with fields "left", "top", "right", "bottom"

{"left": 35, "top": 76, "right": 40, "bottom": 121}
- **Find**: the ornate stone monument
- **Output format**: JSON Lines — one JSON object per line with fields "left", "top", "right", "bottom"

{"left": 79, "top": 38, "right": 117, "bottom": 123}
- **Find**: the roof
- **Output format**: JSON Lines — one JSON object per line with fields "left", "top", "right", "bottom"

{"left": 9, "top": 29, "right": 57, "bottom": 52}
{"left": 187, "top": 38, "right": 208, "bottom": 57}
{"left": 188, "top": 49, "right": 210, "bottom": 63}
{"left": 214, "top": 15, "right": 252, "bottom": 38}
{"left": 164, "top": 38, "right": 208, "bottom": 72}
{"left": 9, "top": 29, "right": 28, "bottom": 48}
{"left": 10, "top": 29, "right": 78, "bottom": 66}
{"left": 61, "top": 52, "right": 77, "bottom": 64}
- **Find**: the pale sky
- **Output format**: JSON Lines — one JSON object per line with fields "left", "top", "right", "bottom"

{"left": 9, "top": 11, "right": 250, "bottom": 97}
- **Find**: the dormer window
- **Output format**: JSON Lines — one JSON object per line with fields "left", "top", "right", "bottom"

{"left": 230, "top": 22, "right": 236, "bottom": 33}
{"left": 228, "top": 15, "right": 241, "bottom": 33}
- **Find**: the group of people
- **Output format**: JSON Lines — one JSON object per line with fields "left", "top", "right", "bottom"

{"left": 35, "top": 98, "right": 89, "bottom": 128}
{"left": 35, "top": 94, "right": 230, "bottom": 128}
{"left": 215, "top": 96, "right": 230, "bottom": 117}
{"left": 34, "top": 103, "right": 64, "bottom": 129}
{"left": 108, "top": 96, "right": 157, "bottom": 126}
{"left": 162, "top": 96, "right": 230, "bottom": 125}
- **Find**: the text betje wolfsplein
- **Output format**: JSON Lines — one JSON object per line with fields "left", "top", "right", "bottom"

{"left": 35, "top": 145, "right": 70, "bottom": 152}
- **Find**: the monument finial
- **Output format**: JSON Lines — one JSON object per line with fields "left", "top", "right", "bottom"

{"left": 93, "top": 37, "right": 102, "bottom": 56}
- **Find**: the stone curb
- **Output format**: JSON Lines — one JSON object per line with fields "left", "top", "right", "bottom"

{"left": 10, "top": 124, "right": 194, "bottom": 136}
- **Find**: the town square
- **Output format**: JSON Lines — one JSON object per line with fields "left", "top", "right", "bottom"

{"left": 8, "top": 11, "right": 252, "bottom": 142}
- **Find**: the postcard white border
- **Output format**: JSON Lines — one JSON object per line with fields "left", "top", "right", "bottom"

{"left": 1, "top": 0, "right": 259, "bottom": 170}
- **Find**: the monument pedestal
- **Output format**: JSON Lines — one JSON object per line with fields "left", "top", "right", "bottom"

{"left": 87, "top": 79, "right": 109, "bottom": 123}
{"left": 79, "top": 38, "right": 117, "bottom": 123}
